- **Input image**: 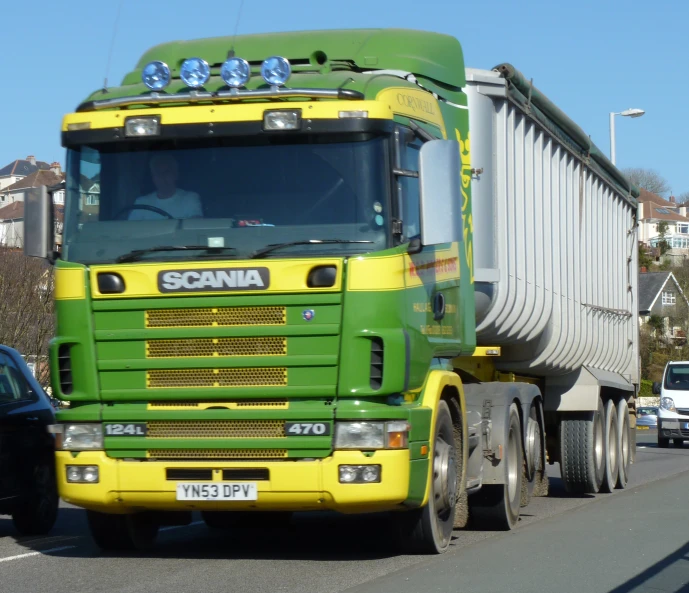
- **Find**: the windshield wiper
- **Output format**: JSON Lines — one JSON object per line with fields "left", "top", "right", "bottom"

{"left": 251, "top": 239, "right": 374, "bottom": 259}
{"left": 116, "top": 245, "right": 237, "bottom": 263}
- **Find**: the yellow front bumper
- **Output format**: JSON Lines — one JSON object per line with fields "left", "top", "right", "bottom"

{"left": 56, "top": 450, "right": 410, "bottom": 514}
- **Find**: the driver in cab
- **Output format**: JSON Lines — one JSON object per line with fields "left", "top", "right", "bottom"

{"left": 128, "top": 153, "right": 203, "bottom": 220}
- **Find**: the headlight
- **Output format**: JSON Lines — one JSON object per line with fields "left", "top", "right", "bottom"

{"left": 660, "top": 397, "right": 677, "bottom": 412}
{"left": 261, "top": 56, "right": 291, "bottom": 86}
{"left": 141, "top": 61, "right": 171, "bottom": 90}
{"left": 334, "top": 421, "right": 410, "bottom": 450}
{"left": 221, "top": 57, "right": 251, "bottom": 88}
{"left": 180, "top": 57, "right": 210, "bottom": 88}
{"left": 60, "top": 424, "right": 103, "bottom": 450}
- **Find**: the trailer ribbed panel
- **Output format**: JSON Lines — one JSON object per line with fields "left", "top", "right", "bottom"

{"left": 466, "top": 69, "right": 638, "bottom": 381}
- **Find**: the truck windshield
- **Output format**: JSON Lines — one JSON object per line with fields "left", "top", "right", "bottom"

{"left": 664, "top": 364, "right": 689, "bottom": 390}
{"left": 62, "top": 135, "right": 391, "bottom": 264}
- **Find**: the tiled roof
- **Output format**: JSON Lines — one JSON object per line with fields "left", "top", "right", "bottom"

{"left": 641, "top": 201, "right": 689, "bottom": 222}
{"left": 639, "top": 271, "right": 688, "bottom": 312}
{"left": 3, "top": 170, "right": 64, "bottom": 192}
{"left": 638, "top": 188, "right": 679, "bottom": 208}
{"left": 0, "top": 202, "right": 24, "bottom": 221}
{"left": 0, "top": 159, "right": 50, "bottom": 178}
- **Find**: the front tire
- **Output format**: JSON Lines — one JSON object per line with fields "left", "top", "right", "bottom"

{"left": 399, "top": 399, "right": 459, "bottom": 553}
{"left": 658, "top": 436, "right": 670, "bottom": 449}
{"left": 673, "top": 439, "right": 684, "bottom": 448}
{"left": 560, "top": 398, "right": 605, "bottom": 494}
{"left": 87, "top": 511, "right": 159, "bottom": 551}
{"left": 600, "top": 399, "right": 619, "bottom": 493}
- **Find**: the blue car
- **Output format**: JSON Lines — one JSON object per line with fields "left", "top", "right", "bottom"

{"left": 637, "top": 406, "right": 658, "bottom": 428}
{"left": 0, "top": 345, "right": 59, "bottom": 535}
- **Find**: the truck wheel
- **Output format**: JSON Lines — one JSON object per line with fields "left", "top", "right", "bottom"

{"left": 471, "top": 403, "right": 523, "bottom": 530}
{"left": 658, "top": 436, "right": 670, "bottom": 449}
{"left": 673, "top": 439, "right": 684, "bottom": 448}
{"left": 87, "top": 511, "right": 159, "bottom": 551}
{"left": 600, "top": 399, "right": 619, "bottom": 493}
{"left": 12, "top": 457, "right": 59, "bottom": 536}
{"left": 560, "top": 398, "right": 605, "bottom": 494}
{"left": 522, "top": 401, "right": 548, "bottom": 503}
{"left": 616, "top": 398, "right": 631, "bottom": 489}
{"left": 399, "top": 399, "right": 458, "bottom": 553}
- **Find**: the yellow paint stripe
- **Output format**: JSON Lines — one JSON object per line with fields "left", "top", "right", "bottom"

{"left": 62, "top": 87, "right": 446, "bottom": 132}
{"left": 90, "top": 258, "right": 342, "bottom": 298}
{"left": 347, "top": 244, "right": 460, "bottom": 292}
{"left": 55, "top": 268, "right": 86, "bottom": 300}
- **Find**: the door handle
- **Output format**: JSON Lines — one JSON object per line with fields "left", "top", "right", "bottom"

{"left": 433, "top": 292, "right": 446, "bottom": 321}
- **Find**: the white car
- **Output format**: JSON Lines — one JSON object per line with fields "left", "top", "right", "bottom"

{"left": 652, "top": 361, "right": 689, "bottom": 448}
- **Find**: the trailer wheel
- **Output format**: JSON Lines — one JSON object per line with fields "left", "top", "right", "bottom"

{"left": 600, "top": 399, "right": 619, "bottom": 493}
{"left": 560, "top": 398, "right": 605, "bottom": 494}
{"left": 399, "top": 399, "right": 458, "bottom": 553}
{"left": 87, "top": 511, "right": 159, "bottom": 552}
{"left": 616, "top": 398, "right": 631, "bottom": 489}
{"left": 471, "top": 403, "right": 523, "bottom": 530}
{"left": 522, "top": 401, "right": 548, "bottom": 503}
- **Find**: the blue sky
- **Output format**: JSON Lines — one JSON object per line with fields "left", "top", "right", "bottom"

{"left": 3, "top": 0, "right": 686, "bottom": 195}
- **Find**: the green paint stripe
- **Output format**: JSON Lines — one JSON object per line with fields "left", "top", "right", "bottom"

{"left": 103, "top": 437, "right": 331, "bottom": 449}
{"left": 405, "top": 459, "right": 429, "bottom": 506}
{"left": 92, "top": 293, "right": 343, "bottom": 311}
{"left": 97, "top": 355, "right": 338, "bottom": 371}
{"left": 99, "top": 386, "right": 337, "bottom": 399}
{"left": 102, "top": 409, "right": 334, "bottom": 421}
{"left": 94, "top": 325, "right": 342, "bottom": 340}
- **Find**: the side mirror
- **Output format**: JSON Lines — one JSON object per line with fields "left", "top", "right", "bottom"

{"left": 418, "top": 139, "right": 463, "bottom": 247}
{"left": 652, "top": 381, "right": 661, "bottom": 395}
{"left": 24, "top": 185, "right": 55, "bottom": 261}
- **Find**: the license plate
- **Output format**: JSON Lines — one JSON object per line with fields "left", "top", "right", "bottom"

{"left": 176, "top": 482, "right": 257, "bottom": 501}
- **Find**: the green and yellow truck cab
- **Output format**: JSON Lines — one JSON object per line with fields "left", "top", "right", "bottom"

{"left": 26, "top": 28, "right": 638, "bottom": 554}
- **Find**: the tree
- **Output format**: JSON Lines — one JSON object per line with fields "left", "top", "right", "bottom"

{"left": 638, "top": 243, "right": 653, "bottom": 268}
{"left": 657, "top": 220, "right": 670, "bottom": 255}
{"left": 677, "top": 191, "right": 689, "bottom": 206}
{"left": 0, "top": 249, "right": 54, "bottom": 387}
{"left": 622, "top": 168, "right": 671, "bottom": 197}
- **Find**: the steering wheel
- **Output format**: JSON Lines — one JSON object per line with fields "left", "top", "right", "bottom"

{"left": 115, "top": 204, "right": 175, "bottom": 220}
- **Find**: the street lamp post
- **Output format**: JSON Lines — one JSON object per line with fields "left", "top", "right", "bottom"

{"left": 609, "top": 108, "right": 645, "bottom": 165}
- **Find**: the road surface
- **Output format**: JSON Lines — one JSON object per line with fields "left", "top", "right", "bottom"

{"left": 1, "top": 430, "right": 687, "bottom": 593}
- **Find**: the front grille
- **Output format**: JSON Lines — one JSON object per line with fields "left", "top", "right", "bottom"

{"left": 146, "top": 337, "right": 287, "bottom": 358}
{"left": 149, "top": 449, "right": 288, "bottom": 460}
{"left": 148, "top": 400, "right": 289, "bottom": 410}
{"left": 166, "top": 468, "right": 213, "bottom": 480}
{"left": 148, "top": 420, "right": 285, "bottom": 439}
{"left": 147, "top": 368, "right": 287, "bottom": 389}
{"left": 146, "top": 307, "right": 286, "bottom": 328}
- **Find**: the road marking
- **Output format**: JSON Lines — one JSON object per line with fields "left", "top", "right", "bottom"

{"left": 0, "top": 545, "right": 76, "bottom": 564}
{"left": 160, "top": 520, "right": 204, "bottom": 532}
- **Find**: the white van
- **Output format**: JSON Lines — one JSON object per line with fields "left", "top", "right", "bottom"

{"left": 652, "top": 361, "right": 689, "bottom": 447}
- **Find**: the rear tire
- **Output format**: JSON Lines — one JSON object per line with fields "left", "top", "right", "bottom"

{"left": 560, "top": 398, "right": 605, "bottom": 494}
{"left": 471, "top": 403, "right": 523, "bottom": 530}
{"left": 658, "top": 436, "right": 670, "bottom": 449}
{"left": 600, "top": 399, "right": 619, "bottom": 493}
{"left": 399, "top": 399, "right": 459, "bottom": 553}
{"left": 87, "top": 511, "right": 159, "bottom": 551}
{"left": 522, "top": 401, "right": 548, "bottom": 503}
{"left": 616, "top": 399, "right": 631, "bottom": 489}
